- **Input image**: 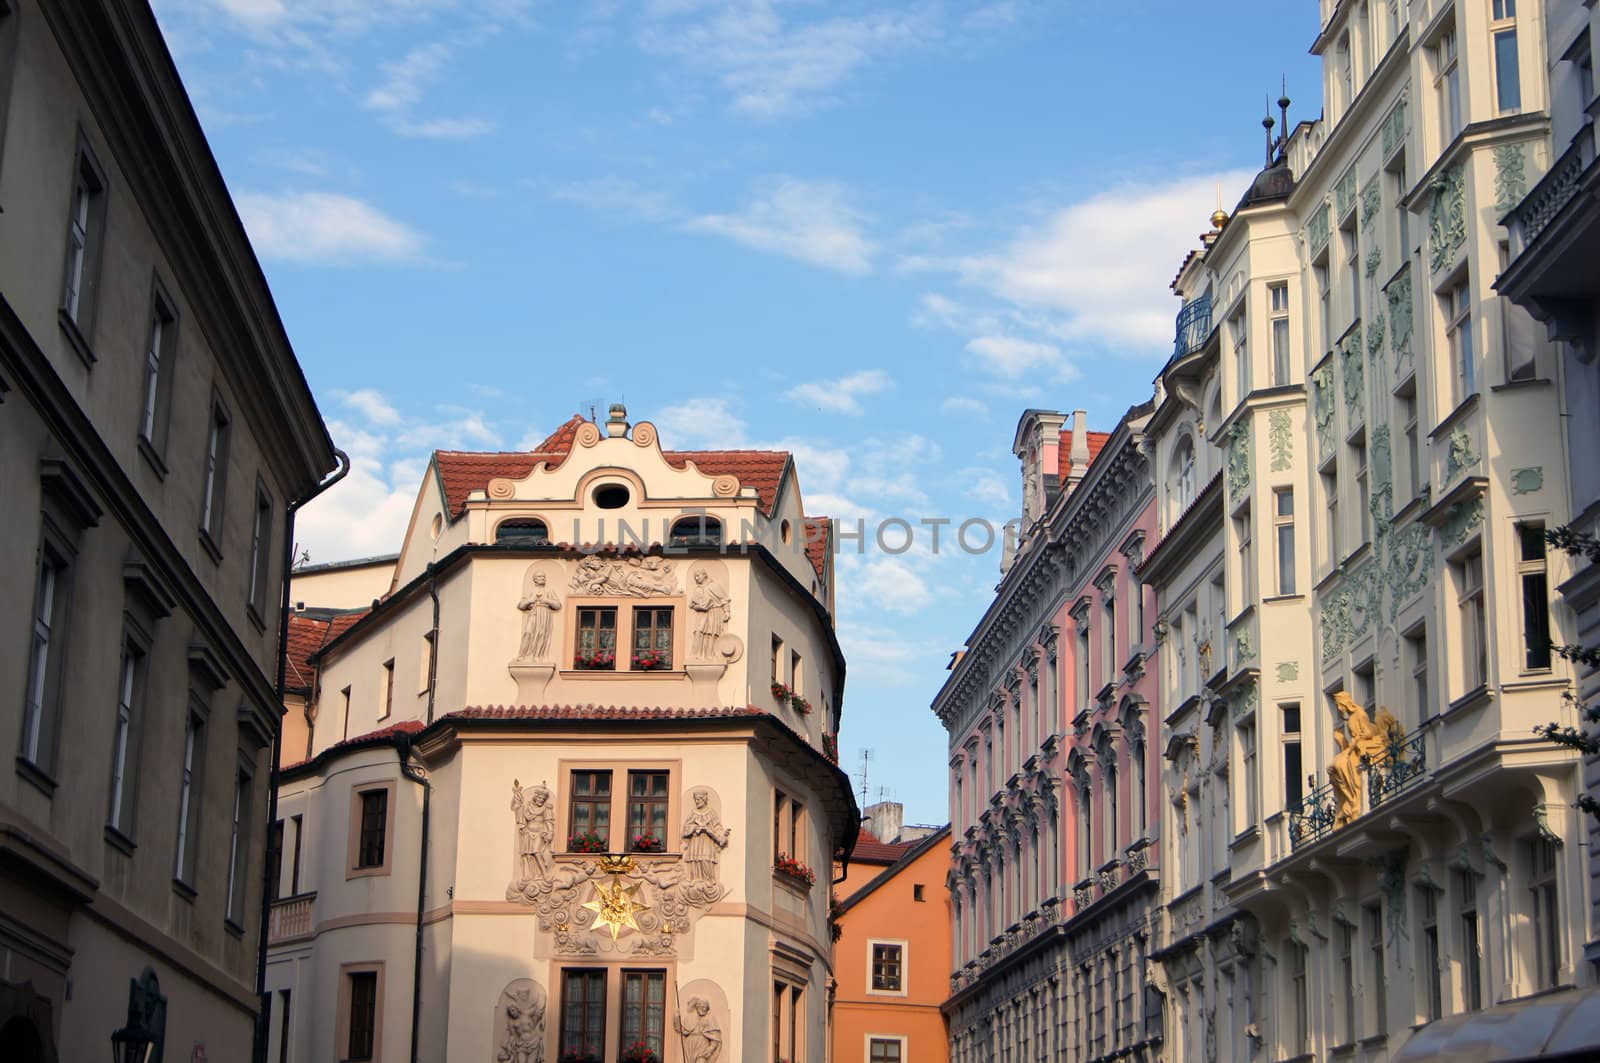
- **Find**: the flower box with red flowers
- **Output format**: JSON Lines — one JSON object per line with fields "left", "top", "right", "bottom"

{"left": 770, "top": 682, "right": 812, "bottom": 715}
{"left": 573, "top": 649, "right": 615, "bottom": 670}
{"left": 773, "top": 852, "right": 815, "bottom": 889}
{"left": 618, "top": 1042, "right": 661, "bottom": 1063}
{"left": 631, "top": 832, "right": 664, "bottom": 853}
{"left": 567, "top": 831, "right": 608, "bottom": 854}
{"left": 771, "top": 681, "right": 789, "bottom": 701}
{"left": 631, "top": 650, "right": 670, "bottom": 671}
{"left": 558, "top": 1050, "right": 601, "bottom": 1063}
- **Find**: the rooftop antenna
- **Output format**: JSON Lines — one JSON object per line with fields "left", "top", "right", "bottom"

{"left": 858, "top": 748, "right": 872, "bottom": 810}
{"left": 579, "top": 398, "right": 600, "bottom": 423}
{"left": 1278, "top": 78, "right": 1292, "bottom": 159}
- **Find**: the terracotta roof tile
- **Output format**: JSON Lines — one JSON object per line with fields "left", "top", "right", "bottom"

{"left": 286, "top": 719, "right": 426, "bottom": 769}
{"left": 1058, "top": 429, "right": 1113, "bottom": 482}
{"left": 803, "top": 516, "right": 830, "bottom": 584}
{"left": 851, "top": 832, "right": 917, "bottom": 864}
{"left": 662, "top": 450, "right": 791, "bottom": 515}
{"left": 432, "top": 416, "right": 792, "bottom": 518}
{"left": 446, "top": 704, "right": 768, "bottom": 723}
{"left": 286, "top": 610, "right": 370, "bottom": 692}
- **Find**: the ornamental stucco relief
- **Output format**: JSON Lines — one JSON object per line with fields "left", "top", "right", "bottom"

{"left": 493, "top": 979, "right": 547, "bottom": 1063}
{"left": 569, "top": 555, "right": 678, "bottom": 597}
{"left": 504, "top": 780, "right": 731, "bottom": 957}
{"left": 514, "top": 562, "right": 563, "bottom": 663}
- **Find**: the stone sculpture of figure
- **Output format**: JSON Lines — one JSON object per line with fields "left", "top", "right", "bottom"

{"left": 516, "top": 568, "right": 562, "bottom": 661}
{"left": 674, "top": 997, "right": 722, "bottom": 1063}
{"left": 498, "top": 988, "right": 545, "bottom": 1063}
{"left": 624, "top": 555, "right": 677, "bottom": 596}
{"left": 681, "top": 790, "right": 731, "bottom": 886}
{"left": 511, "top": 779, "right": 555, "bottom": 884}
{"left": 688, "top": 569, "right": 730, "bottom": 659}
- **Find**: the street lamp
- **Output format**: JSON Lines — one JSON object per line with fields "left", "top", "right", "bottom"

{"left": 110, "top": 967, "right": 166, "bottom": 1063}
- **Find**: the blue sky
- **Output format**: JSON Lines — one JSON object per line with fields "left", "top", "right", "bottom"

{"left": 154, "top": 0, "right": 1322, "bottom": 826}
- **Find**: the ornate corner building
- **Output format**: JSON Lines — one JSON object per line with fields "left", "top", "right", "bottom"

{"left": 1145, "top": 0, "right": 1596, "bottom": 1059}
{"left": 934, "top": 408, "right": 1165, "bottom": 1061}
{"left": 263, "top": 406, "right": 858, "bottom": 1063}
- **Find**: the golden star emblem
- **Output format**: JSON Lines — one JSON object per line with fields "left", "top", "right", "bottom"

{"left": 580, "top": 878, "right": 650, "bottom": 942}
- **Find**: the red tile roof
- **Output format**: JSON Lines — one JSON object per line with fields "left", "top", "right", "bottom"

{"left": 803, "top": 516, "right": 830, "bottom": 584}
{"left": 431, "top": 416, "right": 792, "bottom": 518}
{"left": 446, "top": 704, "right": 768, "bottom": 723}
{"left": 851, "top": 826, "right": 917, "bottom": 864}
{"left": 284, "top": 609, "right": 370, "bottom": 693}
{"left": 1059, "top": 429, "right": 1113, "bottom": 482}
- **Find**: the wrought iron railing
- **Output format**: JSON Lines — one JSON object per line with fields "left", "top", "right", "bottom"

{"left": 1172, "top": 295, "right": 1213, "bottom": 361}
{"left": 1510, "top": 133, "right": 1594, "bottom": 252}
{"left": 1364, "top": 726, "right": 1427, "bottom": 808}
{"left": 1288, "top": 781, "right": 1338, "bottom": 849}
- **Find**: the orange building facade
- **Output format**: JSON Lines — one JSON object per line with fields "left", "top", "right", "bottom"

{"left": 832, "top": 827, "right": 952, "bottom": 1063}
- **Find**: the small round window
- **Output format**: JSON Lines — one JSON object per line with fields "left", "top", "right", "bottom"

{"left": 430, "top": 514, "right": 443, "bottom": 541}
{"left": 593, "top": 483, "right": 631, "bottom": 509}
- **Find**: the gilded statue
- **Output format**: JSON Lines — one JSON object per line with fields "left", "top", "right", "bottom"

{"left": 1328, "top": 692, "right": 1403, "bottom": 828}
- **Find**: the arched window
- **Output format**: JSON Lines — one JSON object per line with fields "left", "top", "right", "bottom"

{"left": 495, "top": 518, "right": 549, "bottom": 545}
{"left": 1172, "top": 436, "right": 1197, "bottom": 513}
{"left": 669, "top": 515, "right": 722, "bottom": 547}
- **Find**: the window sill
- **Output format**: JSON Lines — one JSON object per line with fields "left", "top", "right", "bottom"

{"left": 1228, "top": 825, "right": 1260, "bottom": 851}
{"left": 224, "top": 917, "right": 245, "bottom": 940}
{"left": 559, "top": 669, "right": 686, "bottom": 679}
{"left": 58, "top": 308, "right": 97, "bottom": 368}
{"left": 173, "top": 877, "right": 197, "bottom": 903}
{"left": 1445, "top": 683, "right": 1494, "bottom": 718}
{"left": 104, "top": 824, "right": 137, "bottom": 856}
{"left": 198, "top": 528, "right": 223, "bottom": 565}
{"left": 246, "top": 602, "right": 266, "bottom": 634}
{"left": 1262, "top": 593, "right": 1306, "bottom": 605}
{"left": 1428, "top": 392, "right": 1481, "bottom": 441}
{"left": 346, "top": 864, "right": 394, "bottom": 881}
{"left": 16, "top": 756, "right": 58, "bottom": 798}
{"left": 137, "top": 435, "right": 168, "bottom": 480}
{"left": 1490, "top": 376, "right": 1551, "bottom": 392}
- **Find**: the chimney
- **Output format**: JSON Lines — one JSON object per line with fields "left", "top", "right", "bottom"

{"left": 1065, "top": 410, "right": 1090, "bottom": 494}
{"left": 605, "top": 403, "right": 629, "bottom": 438}
{"left": 864, "top": 800, "right": 904, "bottom": 844}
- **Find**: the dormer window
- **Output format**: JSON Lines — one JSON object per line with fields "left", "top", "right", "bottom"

{"left": 669, "top": 515, "right": 723, "bottom": 548}
{"left": 495, "top": 518, "right": 549, "bottom": 545}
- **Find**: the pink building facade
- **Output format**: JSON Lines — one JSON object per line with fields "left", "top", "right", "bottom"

{"left": 937, "top": 405, "right": 1164, "bottom": 1063}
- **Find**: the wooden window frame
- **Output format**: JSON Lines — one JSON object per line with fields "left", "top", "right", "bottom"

{"left": 867, "top": 939, "right": 908, "bottom": 996}
{"left": 567, "top": 768, "right": 614, "bottom": 850}
{"left": 347, "top": 780, "right": 396, "bottom": 879}
{"left": 337, "top": 963, "right": 385, "bottom": 1063}
{"left": 624, "top": 769, "right": 670, "bottom": 852}
{"left": 558, "top": 967, "right": 607, "bottom": 1059}
{"left": 557, "top": 759, "right": 681, "bottom": 858}
{"left": 618, "top": 968, "right": 668, "bottom": 1056}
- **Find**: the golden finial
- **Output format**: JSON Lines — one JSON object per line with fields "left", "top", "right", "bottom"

{"left": 1211, "top": 182, "right": 1228, "bottom": 231}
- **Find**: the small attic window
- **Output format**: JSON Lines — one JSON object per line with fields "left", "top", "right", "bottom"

{"left": 781, "top": 519, "right": 793, "bottom": 544}
{"left": 495, "top": 518, "right": 549, "bottom": 545}
{"left": 593, "top": 483, "right": 630, "bottom": 510}
{"left": 670, "top": 515, "right": 723, "bottom": 547}
{"left": 430, "top": 514, "right": 443, "bottom": 541}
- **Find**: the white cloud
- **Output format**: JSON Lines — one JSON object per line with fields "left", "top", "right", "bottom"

{"left": 655, "top": 396, "right": 751, "bottom": 449}
{"left": 785, "top": 369, "right": 891, "bottom": 415}
{"left": 341, "top": 388, "right": 403, "bottom": 426}
{"left": 637, "top": 2, "right": 936, "bottom": 119}
{"left": 363, "top": 39, "right": 496, "bottom": 139}
{"left": 687, "top": 176, "right": 873, "bottom": 274}
{"left": 964, "top": 334, "right": 1061, "bottom": 377}
{"left": 843, "top": 555, "right": 933, "bottom": 615}
{"left": 945, "top": 168, "right": 1256, "bottom": 351}
{"left": 294, "top": 451, "right": 419, "bottom": 562}
{"left": 236, "top": 190, "right": 426, "bottom": 264}
{"left": 940, "top": 395, "right": 988, "bottom": 418}
{"left": 548, "top": 176, "right": 680, "bottom": 223}
{"left": 965, "top": 470, "right": 1010, "bottom": 506}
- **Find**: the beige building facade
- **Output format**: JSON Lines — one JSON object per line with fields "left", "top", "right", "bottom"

{"left": 265, "top": 406, "right": 857, "bottom": 1063}
{"left": 0, "top": 1, "right": 336, "bottom": 1060}
{"left": 1148, "top": 0, "right": 1594, "bottom": 1059}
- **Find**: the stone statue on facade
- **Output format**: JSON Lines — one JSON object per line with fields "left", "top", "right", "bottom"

{"left": 516, "top": 567, "right": 561, "bottom": 662}
{"left": 681, "top": 789, "right": 731, "bottom": 904}
{"left": 675, "top": 997, "right": 722, "bottom": 1062}
{"left": 688, "top": 569, "right": 731, "bottom": 659}
{"left": 1328, "top": 692, "right": 1402, "bottom": 828}
{"left": 509, "top": 779, "right": 555, "bottom": 888}
{"left": 495, "top": 981, "right": 546, "bottom": 1063}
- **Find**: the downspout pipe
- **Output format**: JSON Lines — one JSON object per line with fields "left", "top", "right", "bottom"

{"left": 395, "top": 732, "right": 432, "bottom": 1063}
{"left": 253, "top": 448, "right": 350, "bottom": 1063}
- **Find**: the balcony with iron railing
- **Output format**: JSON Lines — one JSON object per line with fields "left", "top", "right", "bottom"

{"left": 1172, "top": 294, "right": 1213, "bottom": 364}
{"left": 1507, "top": 132, "right": 1595, "bottom": 257}
{"left": 1287, "top": 724, "right": 1428, "bottom": 851}
{"left": 268, "top": 892, "right": 316, "bottom": 944}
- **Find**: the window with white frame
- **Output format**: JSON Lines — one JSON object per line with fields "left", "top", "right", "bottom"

{"left": 225, "top": 757, "right": 255, "bottom": 926}
{"left": 173, "top": 699, "right": 207, "bottom": 887}
{"left": 1444, "top": 278, "right": 1476, "bottom": 404}
{"left": 1529, "top": 836, "right": 1561, "bottom": 990}
{"left": 1354, "top": 435, "right": 1371, "bottom": 545}
{"left": 1270, "top": 282, "right": 1291, "bottom": 385}
{"left": 1345, "top": 220, "right": 1362, "bottom": 323}
{"left": 1322, "top": 465, "right": 1341, "bottom": 566}
{"left": 1366, "top": 902, "right": 1387, "bottom": 1033}
{"left": 1237, "top": 718, "right": 1258, "bottom": 830}
{"left": 200, "top": 396, "right": 231, "bottom": 551}
{"left": 1406, "top": 624, "right": 1429, "bottom": 723}
{"left": 61, "top": 136, "right": 108, "bottom": 338}
{"left": 1435, "top": 24, "right": 1462, "bottom": 145}
{"left": 1274, "top": 488, "right": 1296, "bottom": 595}
{"left": 1491, "top": 0, "right": 1521, "bottom": 112}
{"left": 1174, "top": 436, "right": 1197, "bottom": 514}
{"left": 1235, "top": 505, "right": 1253, "bottom": 604}
{"left": 1339, "top": 918, "right": 1357, "bottom": 1044}
{"left": 1418, "top": 886, "right": 1443, "bottom": 1021}
{"left": 869, "top": 941, "right": 905, "bottom": 993}
{"left": 1458, "top": 869, "right": 1484, "bottom": 1010}
{"left": 107, "top": 632, "right": 148, "bottom": 840}
{"left": 1231, "top": 308, "right": 1249, "bottom": 400}
{"left": 1456, "top": 547, "right": 1487, "bottom": 691}
{"left": 247, "top": 481, "right": 273, "bottom": 619}
{"left": 1516, "top": 522, "right": 1551, "bottom": 670}
{"left": 140, "top": 283, "right": 179, "bottom": 458}
{"left": 1338, "top": 33, "right": 1354, "bottom": 110}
